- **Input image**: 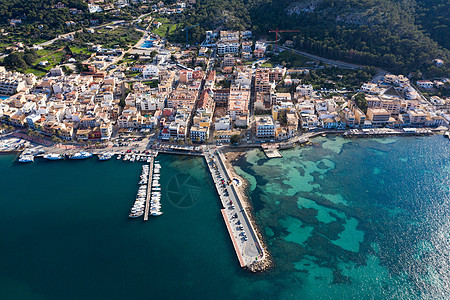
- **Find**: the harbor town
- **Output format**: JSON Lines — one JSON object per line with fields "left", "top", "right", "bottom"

{"left": 1, "top": 14, "right": 449, "bottom": 274}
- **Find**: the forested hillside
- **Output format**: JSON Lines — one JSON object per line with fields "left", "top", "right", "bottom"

{"left": 0, "top": 0, "right": 87, "bottom": 24}
{"left": 0, "top": 0, "right": 89, "bottom": 43}
{"left": 415, "top": 0, "right": 449, "bottom": 50}
{"left": 179, "top": 0, "right": 449, "bottom": 77}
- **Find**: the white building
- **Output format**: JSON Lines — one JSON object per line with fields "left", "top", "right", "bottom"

{"left": 138, "top": 96, "right": 165, "bottom": 111}
{"left": 217, "top": 43, "right": 239, "bottom": 55}
{"left": 143, "top": 65, "right": 159, "bottom": 79}
{"left": 416, "top": 81, "right": 433, "bottom": 89}
{"left": 190, "top": 125, "right": 209, "bottom": 142}
{"left": 214, "top": 115, "right": 231, "bottom": 130}
{"left": 296, "top": 84, "right": 314, "bottom": 97}
{"left": 205, "top": 31, "right": 218, "bottom": 43}
{"left": 241, "top": 41, "right": 252, "bottom": 53}
{"left": 255, "top": 116, "right": 275, "bottom": 139}
{"left": 26, "top": 114, "right": 41, "bottom": 129}
{"left": 88, "top": 4, "right": 103, "bottom": 13}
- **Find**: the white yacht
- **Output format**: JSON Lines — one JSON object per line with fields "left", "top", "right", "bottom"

{"left": 129, "top": 212, "right": 143, "bottom": 218}
{"left": 19, "top": 155, "right": 34, "bottom": 163}
{"left": 98, "top": 153, "right": 113, "bottom": 161}
{"left": 43, "top": 153, "right": 64, "bottom": 160}
{"left": 69, "top": 151, "right": 93, "bottom": 160}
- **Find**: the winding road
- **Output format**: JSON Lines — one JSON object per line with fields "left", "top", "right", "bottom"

{"left": 278, "top": 45, "right": 389, "bottom": 74}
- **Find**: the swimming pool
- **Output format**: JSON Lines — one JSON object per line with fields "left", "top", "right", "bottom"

{"left": 141, "top": 38, "right": 156, "bottom": 48}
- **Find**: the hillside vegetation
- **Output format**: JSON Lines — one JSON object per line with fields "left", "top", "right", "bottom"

{"left": 0, "top": 0, "right": 447, "bottom": 77}
{"left": 0, "top": 0, "right": 88, "bottom": 44}
{"left": 0, "top": 0, "right": 88, "bottom": 26}
{"left": 178, "top": 0, "right": 449, "bottom": 77}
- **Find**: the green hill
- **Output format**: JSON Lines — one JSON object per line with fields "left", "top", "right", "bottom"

{"left": 179, "top": 0, "right": 449, "bottom": 77}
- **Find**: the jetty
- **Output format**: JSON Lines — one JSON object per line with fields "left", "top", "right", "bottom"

{"left": 204, "top": 149, "right": 269, "bottom": 271}
{"left": 143, "top": 157, "right": 154, "bottom": 221}
{"left": 261, "top": 144, "right": 282, "bottom": 159}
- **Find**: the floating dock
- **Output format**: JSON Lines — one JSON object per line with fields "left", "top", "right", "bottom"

{"left": 143, "top": 157, "right": 154, "bottom": 221}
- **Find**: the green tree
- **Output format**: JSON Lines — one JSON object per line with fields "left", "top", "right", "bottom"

{"left": 354, "top": 93, "right": 368, "bottom": 113}
{"left": 3, "top": 52, "right": 27, "bottom": 70}
{"left": 230, "top": 134, "right": 241, "bottom": 144}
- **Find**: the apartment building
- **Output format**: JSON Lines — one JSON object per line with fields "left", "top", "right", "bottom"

{"left": 213, "top": 89, "right": 230, "bottom": 107}
{"left": 142, "top": 65, "right": 159, "bottom": 79}
{"left": 255, "top": 116, "right": 276, "bottom": 139}
{"left": 0, "top": 68, "right": 31, "bottom": 96}
{"left": 219, "top": 30, "right": 239, "bottom": 42}
{"left": 296, "top": 84, "right": 313, "bottom": 97}
{"left": 366, "top": 95, "right": 401, "bottom": 115}
{"left": 223, "top": 54, "right": 236, "bottom": 67}
{"left": 366, "top": 108, "right": 391, "bottom": 127}
{"left": 217, "top": 43, "right": 239, "bottom": 55}
{"left": 228, "top": 89, "right": 250, "bottom": 120}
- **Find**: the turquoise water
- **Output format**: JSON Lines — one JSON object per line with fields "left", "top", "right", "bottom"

{"left": 0, "top": 96, "right": 9, "bottom": 100}
{"left": 0, "top": 136, "right": 449, "bottom": 299}
{"left": 233, "top": 135, "right": 449, "bottom": 299}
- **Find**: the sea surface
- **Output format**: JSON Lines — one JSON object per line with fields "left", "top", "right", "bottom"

{"left": 0, "top": 136, "right": 448, "bottom": 299}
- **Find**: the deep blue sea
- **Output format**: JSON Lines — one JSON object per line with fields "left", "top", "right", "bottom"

{"left": 0, "top": 136, "right": 448, "bottom": 299}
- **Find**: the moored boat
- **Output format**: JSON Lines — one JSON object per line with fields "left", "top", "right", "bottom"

{"left": 98, "top": 153, "right": 113, "bottom": 161}
{"left": 69, "top": 151, "right": 93, "bottom": 160}
{"left": 43, "top": 153, "right": 64, "bottom": 160}
{"left": 19, "top": 155, "right": 34, "bottom": 163}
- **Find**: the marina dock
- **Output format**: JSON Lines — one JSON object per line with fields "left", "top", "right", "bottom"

{"left": 143, "top": 157, "right": 154, "bottom": 221}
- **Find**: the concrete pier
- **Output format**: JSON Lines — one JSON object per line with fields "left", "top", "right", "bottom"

{"left": 344, "top": 128, "right": 433, "bottom": 138}
{"left": 204, "top": 149, "right": 267, "bottom": 270}
{"left": 143, "top": 157, "right": 154, "bottom": 221}
{"left": 221, "top": 209, "right": 246, "bottom": 267}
